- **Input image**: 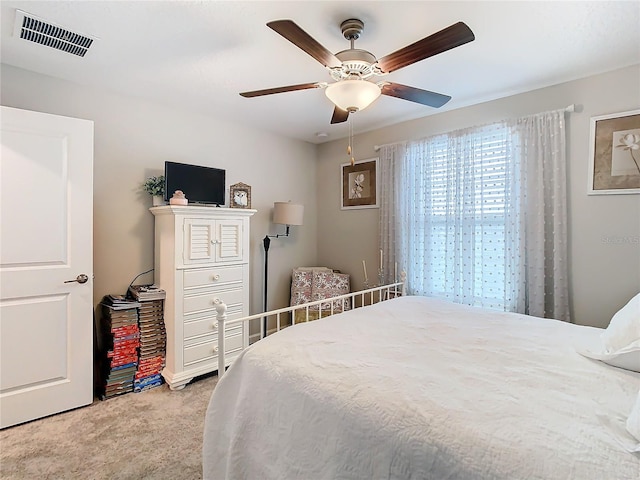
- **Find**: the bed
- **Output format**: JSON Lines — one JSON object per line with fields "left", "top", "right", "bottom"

{"left": 203, "top": 293, "right": 640, "bottom": 479}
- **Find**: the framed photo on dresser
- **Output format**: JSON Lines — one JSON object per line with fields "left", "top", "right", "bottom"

{"left": 230, "top": 182, "right": 252, "bottom": 208}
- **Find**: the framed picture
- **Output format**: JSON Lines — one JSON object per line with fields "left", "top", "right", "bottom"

{"left": 230, "top": 182, "right": 251, "bottom": 208}
{"left": 588, "top": 109, "right": 640, "bottom": 195}
{"left": 341, "top": 158, "right": 379, "bottom": 209}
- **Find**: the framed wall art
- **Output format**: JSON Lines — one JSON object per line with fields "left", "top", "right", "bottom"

{"left": 341, "top": 158, "right": 379, "bottom": 210}
{"left": 230, "top": 182, "right": 252, "bottom": 208}
{"left": 588, "top": 109, "right": 640, "bottom": 195}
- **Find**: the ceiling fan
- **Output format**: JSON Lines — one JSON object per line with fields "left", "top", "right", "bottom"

{"left": 240, "top": 18, "right": 475, "bottom": 124}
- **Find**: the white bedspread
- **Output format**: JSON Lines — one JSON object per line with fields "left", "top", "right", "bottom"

{"left": 203, "top": 296, "right": 640, "bottom": 479}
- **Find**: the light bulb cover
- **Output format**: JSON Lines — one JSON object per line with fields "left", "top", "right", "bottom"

{"left": 325, "top": 80, "right": 381, "bottom": 112}
{"left": 273, "top": 202, "right": 304, "bottom": 226}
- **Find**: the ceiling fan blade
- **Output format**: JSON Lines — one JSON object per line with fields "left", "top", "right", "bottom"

{"left": 330, "top": 107, "right": 350, "bottom": 124}
{"left": 240, "top": 82, "right": 322, "bottom": 98}
{"left": 376, "top": 22, "right": 475, "bottom": 74}
{"left": 267, "top": 20, "right": 342, "bottom": 68}
{"left": 381, "top": 82, "right": 451, "bottom": 108}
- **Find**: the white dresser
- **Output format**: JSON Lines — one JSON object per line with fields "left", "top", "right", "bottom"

{"left": 150, "top": 205, "right": 256, "bottom": 390}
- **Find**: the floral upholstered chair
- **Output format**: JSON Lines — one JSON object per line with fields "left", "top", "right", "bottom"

{"left": 290, "top": 267, "right": 351, "bottom": 323}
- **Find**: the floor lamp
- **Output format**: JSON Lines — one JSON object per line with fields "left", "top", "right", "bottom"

{"left": 263, "top": 201, "right": 304, "bottom": 338}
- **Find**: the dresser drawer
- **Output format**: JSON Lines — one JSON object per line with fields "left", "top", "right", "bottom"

{"left": 183, "top": 287, "right": 244, "bottom": 314}
{"left": 184, "top": 308, "right": 243, "bottom": 341}
{"left": 183, "top": 325, "right": 242, "bottom": 348}
{"left": 183, "top": 333, "right": 244, "bottom": 367}
{"left": 183, "top": 265, "right": 243, "bottom": 289}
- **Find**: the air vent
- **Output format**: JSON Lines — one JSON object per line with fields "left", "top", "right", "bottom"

{"left": 13, "top": 10, "right": 96, "bottom": 57}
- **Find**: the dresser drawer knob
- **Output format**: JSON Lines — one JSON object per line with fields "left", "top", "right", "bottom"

{"left": 212, "top": 274, "right": 221, "bottom": 281}
{"left": 211, "top": 322, "right": 218, "bottom": 330}
{"left": 212, "top": 298, "right": 221, "bottom": 305}
{"left": 212, "top": 346, "right": 219, "bottom": 354}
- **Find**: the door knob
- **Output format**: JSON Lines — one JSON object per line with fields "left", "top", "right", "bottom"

{"left": 64, "top": 274, "right": 89, "bottom": 284}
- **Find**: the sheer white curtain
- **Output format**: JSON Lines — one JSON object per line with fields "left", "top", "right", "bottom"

{"left": 379, "top": 109, "right": 569, "bottom": 320}
{"left": 510, "top": 110, "right": 569, "bottom": 320}
{"left": 378, "top": 143, "right": 405, "bottom": 282}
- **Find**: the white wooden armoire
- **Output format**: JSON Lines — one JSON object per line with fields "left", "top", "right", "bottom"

{"left": 150, "top": 205, "right": 255, "bottom": 390}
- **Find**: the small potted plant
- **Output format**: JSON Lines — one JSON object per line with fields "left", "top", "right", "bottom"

{"left": 142, "top": 176, "right": 165, "bottom": 206}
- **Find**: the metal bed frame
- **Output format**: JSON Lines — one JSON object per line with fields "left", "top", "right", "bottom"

{"left": 215, "top": 274, "right": 406, "bottom": 378}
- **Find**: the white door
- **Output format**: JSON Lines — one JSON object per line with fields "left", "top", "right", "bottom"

{"left": 0, "top": 106, "right": 94, "bottom": 428}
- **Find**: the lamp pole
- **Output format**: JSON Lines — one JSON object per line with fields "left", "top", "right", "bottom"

{"left": 262, "top": 201, "right": 303, "bottom": 339}
{"left": 262, "top": 226, "right": 293, "bottom": 338}
{"left": 262, "top": 235, "right": 271, "bottom": 338}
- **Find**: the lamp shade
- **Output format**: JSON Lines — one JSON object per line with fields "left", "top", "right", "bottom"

{"left": 325, "top": 80, "right": 381, "bottom": 112}
{"left": 273, "top": 202, "right": 304, "bottom": 226}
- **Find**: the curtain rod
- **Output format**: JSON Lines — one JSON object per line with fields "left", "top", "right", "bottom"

{"left": 373, "top": 104, "right": 576, "bottom": 152}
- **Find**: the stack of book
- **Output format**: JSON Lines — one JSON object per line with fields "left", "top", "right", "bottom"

{"left": 129, "top": 285, "right": 167, "bottom": 392}
{"left": 97, "top": 297, "right": 141, "bottom": 399}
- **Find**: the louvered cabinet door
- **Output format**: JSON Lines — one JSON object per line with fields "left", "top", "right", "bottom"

{"left": 183, "top": 218, "right": 244, "bottom": 265}
{"left": 184, "top": 218, "right": 215, "bottom": 265}
{"left": 215, "top": 219, "right": 243, "bottom": 263}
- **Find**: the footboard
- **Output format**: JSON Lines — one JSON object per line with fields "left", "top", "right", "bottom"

{"left": 214, "top": 275, "right": 406, "bottom": 378}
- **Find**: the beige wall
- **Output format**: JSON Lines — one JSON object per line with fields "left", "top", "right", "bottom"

{"left": 1, "top": 65, "right": 318, "bottom": 315}
{"left": 316, "top": 65, "right": 640, "bottom": 328}
{"left": 3, "top": 63, "right": 638, "bottom": 328}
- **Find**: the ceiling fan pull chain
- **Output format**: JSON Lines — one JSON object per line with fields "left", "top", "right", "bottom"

{"left": 349, "top": 115, "right": 355, "bottom": 166}
{"left": 347, "top": 115, "right": 352, "bottom": 156}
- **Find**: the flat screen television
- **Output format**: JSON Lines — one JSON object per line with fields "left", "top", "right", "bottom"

{"left": 164, "top": 161, "right": 226, "bottom": 205}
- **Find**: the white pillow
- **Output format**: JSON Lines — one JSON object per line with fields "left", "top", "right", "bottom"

{"left": 602, "top": 349, "right": 640, "bottom": 372}
{"left": 576, "top": 341, "right": 640, "bottom": 372}
{"left": 601, "top": 293, "right": 640, "bottom": 353}
{"left": 627, "top": 390, "right": 640, "bottom": 444}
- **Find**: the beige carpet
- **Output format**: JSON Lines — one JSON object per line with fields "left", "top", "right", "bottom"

{"left": 0, "top": 374, "right": 218, "bottom": 480}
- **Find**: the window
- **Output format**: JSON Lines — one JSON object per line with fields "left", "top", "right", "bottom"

{"left": 399, "top": 123, "right": 519, "bottom": 310}
{"left": 382, "top": 109, "right": 568, "bottom": 320}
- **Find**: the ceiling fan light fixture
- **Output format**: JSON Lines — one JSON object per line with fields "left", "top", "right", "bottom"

{"left": 325, "top": 79, "right": 381, "bottom": 112}
{"left": 243, "top": 19, "right": 475, "bottom": 124}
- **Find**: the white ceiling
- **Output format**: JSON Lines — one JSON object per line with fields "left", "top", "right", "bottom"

{"left": 1, "top": 1, "right": 639, "bottom": 144}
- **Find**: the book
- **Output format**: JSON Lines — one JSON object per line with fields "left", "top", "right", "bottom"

{"left": 134, "top": 379, "right": 163, "bottom": 393}
{"left": 128, "top": 285, "right": 166, "bottom": 301}
{"left": 102, "top": 295, "right": 141, "bottom": 310}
